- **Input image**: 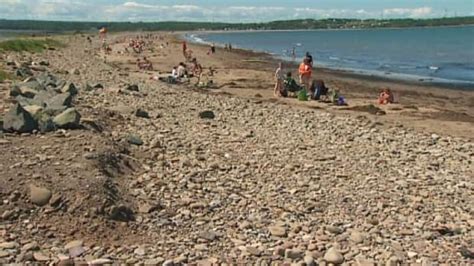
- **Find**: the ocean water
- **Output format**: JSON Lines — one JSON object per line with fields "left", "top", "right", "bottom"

{"left": 189, "top": 26, "right": 474, "bottom": 86}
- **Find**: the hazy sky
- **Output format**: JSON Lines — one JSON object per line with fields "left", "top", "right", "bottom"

{"left": 0, "top": 0, "right": 473, "bottom": 22}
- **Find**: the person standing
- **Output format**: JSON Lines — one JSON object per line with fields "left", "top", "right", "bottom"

{"left": 299, "top": 58, "right": 312, "bottom": 90}
{"left": 305, "top": 52, "right": 313, "bottom": 67}
{"left": 274, "top": 62, "right": 284, "bottom": 97}
{"left": 182, "top": 41, "right": 187, "bottom": 57}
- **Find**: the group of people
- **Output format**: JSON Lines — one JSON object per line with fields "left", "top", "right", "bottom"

{"left": 274, "top": 52, "right": 395, "bottom": 106}
{"left": 136, "top": 57, "right": 153, "bottom": 71}
{"left": 274, "top": 52, "right": 334, "bottom": 102}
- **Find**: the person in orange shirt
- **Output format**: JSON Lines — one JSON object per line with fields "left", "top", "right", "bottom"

{"left": 299, "top": 58, "right": 312, "bottom": 90}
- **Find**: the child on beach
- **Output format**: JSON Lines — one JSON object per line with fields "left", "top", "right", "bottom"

{"left": 274, "top": 62, "right": 284, "bottom": 97}
{"left": 378, "top": 88, "right": 394, "bottom": 104}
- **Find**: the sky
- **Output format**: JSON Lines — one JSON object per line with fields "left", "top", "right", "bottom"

{"left": 0, "top": 0, "right": 473, "bottom": 22}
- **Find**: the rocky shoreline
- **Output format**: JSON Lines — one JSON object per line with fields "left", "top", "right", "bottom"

{"left": 0, "top": 34, "right": 473, "bottom": 265}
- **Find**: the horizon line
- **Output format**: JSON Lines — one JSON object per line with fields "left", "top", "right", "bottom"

{"left": 1, "top": 16, "right": 473, "bottom": 24}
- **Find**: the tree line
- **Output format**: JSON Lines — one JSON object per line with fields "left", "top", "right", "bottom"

{"left": 1, "top": 17, "right": 473, "bottom": 32}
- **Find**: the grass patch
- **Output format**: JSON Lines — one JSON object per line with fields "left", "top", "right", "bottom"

{"left": 0, "top": 38, "right": 64, "bottom": 53}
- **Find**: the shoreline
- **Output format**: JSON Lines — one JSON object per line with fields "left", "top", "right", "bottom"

{"left": 180, "top": 33, "right": 474, "bottom": 91}
{"left": 169, "top": 32, "right": 473, "bottom": 139}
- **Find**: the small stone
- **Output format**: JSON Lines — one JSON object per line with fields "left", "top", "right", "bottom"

{"left": 199, "top": 230, "right": 218, "bottom": 241}
{"left": 127, "top": 135, "right": 143, "bottom": 146}
{"left": 273, "top": 246, "right": 285, "bottom": 257}
{"left": 199, "top": 110, "right": 215, "bottom": 119}
{"left": 350, "top": 231, "right": 365, "bottom": 244}
{"left": 162, "top": 259, "right": 174, "bottom": 266}
{"left": 0, "top": 250, "right": 9, "bottom": 258}
{"left": 324, "top": 248, "right": 344, "bottom": 264}
{"left": 246, "top": 246, "right": 261, "bottom": 256}
{"left": 135, "top": 108, "right": 150, "bottom": 118}
{"left": 134, "top": 247, "right": 146, "bottom": 256}
{"left": 407, "top": 251, "right": 418, "bottom": 259}
{"left": 33, "top": 251, "right": 50, "bottom": 261}
{"left": 29, "top": 185, "right": 52, "bottom": 206}
{"left": 125, "top": 84, "right": 139, "bottom": 92}
{"left": 326, "top": 225, "right": 343, "bottom": 235}
{"left": 0, "top": 242, "right": 18, "bottom": 249}
{"left": 285, "top": 248, "right": 304, "bottom": 260}
{"left": 269, "top": 225, "right": 287, "bottom": 237}
{"left": 304, "top": 255, "right": 316, "bottom": 266}
{"left": 65, "top": 240, "right": 85, "bottom": 258}
{"left": 89, "top": 258, "right": 113, "bottom": 264}
{"left": 21, "top": 242, "right": 39, "bottom": 252}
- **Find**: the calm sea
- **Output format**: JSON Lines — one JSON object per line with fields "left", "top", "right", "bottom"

{"left": 189, "top": 26, "right": 474, "bottom": 86}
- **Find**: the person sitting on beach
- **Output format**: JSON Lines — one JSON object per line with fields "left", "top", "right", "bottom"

{"left": 274, "top": 62, "right": 284, "bottom": 97}
{"left": 177, "top": 62, "right": 188, "bottom": 78}
{"left": 299, "top": 58, "right": 312, "bottom": 90}
{"left": 280, "top": 72, "right": 303, "bottom": 97}
{"left": 309, "top": 79, "right": 329, "bottom": 101}
{"left": 378, "top": 88, "right": 394, "bottom": 105}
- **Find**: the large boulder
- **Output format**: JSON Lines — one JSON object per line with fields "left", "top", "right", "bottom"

{"left": 61, "top": 82, "right": 78, "bottom": 95}
{"left": 22, "top": 79, "right": 45, "bottom": 91}
{"left": 14, "top": 95, "right": 34, "bottom": 107}
{"left": 3, "top": 103, "right": 38, "bottom": 133}
{"left": 23, "top": 105, "right": 43, "bottom": 117}
{"left": 53, "top": 108, "right": 81, "bottom": 129}
{"left": 32, "top": 90, "right": 56, "bottom": 107}
{"left": 46, "top": 92, "right": 73, "bottom": 108}
{"left": 36, "top": 73, "right": 57, "bottom": 88}
{"left": 19, "top": 86, "right": 38, "bottom": 98}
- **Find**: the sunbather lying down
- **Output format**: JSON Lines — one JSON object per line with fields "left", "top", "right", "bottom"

{"left": 279, "top": 72, "right": 303, "bottom": 97}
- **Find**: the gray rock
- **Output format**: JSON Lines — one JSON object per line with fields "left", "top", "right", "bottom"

{"left": 199, "top": 110, "right": 215, "bottom": 119}
{"left": 15, "top": 67, "right": 33, "bottom": 78}
{"left": 125, "top": 84, "right": 139, "bottom": 92}
{"left": 3, "top": 103, "right": 38, "bottom": 133}
{"left": 135, "top": 108, "right": 150, "bottom": 118}
{"left": 46, "top": 92, "right": 73, "bottom": 108}
{"left": 23, "top": 105, "right": 43, "bottom": 117}
{"left": 61, "top": 82, "right": 78, "bottom": 95}
{"left": 32, "top": 90, "right": 55, "bottom": 107}
{"left": 19, "top": 86, "right": 38, "bottom": 98}
{"left": 14, "top": 95, "right": 35, "bottom": 107}
{"left": 285, "top": 248, "right": 303, "bottom": 260}
{"left": 127, "top": 135, "right": 143, "bottom": 146}
{"left": 37, "top": 115, "right": 56, "bottom": 133}
{"left": 53, "top": 108, "right": 81, "bottom": 129}
{"left": 29, "top": 185, "right": 52, "bottom": 206}
{"left": 9, "top": 86, "right": 21, "bottom": 97}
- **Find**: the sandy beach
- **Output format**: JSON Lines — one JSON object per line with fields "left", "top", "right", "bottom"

{"left": 0, "top": 32, "right": 473, "bottom": 265}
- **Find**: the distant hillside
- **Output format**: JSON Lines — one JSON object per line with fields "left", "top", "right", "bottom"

{"left": 1, "top": 17, "right": 473, "bottom": 32}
